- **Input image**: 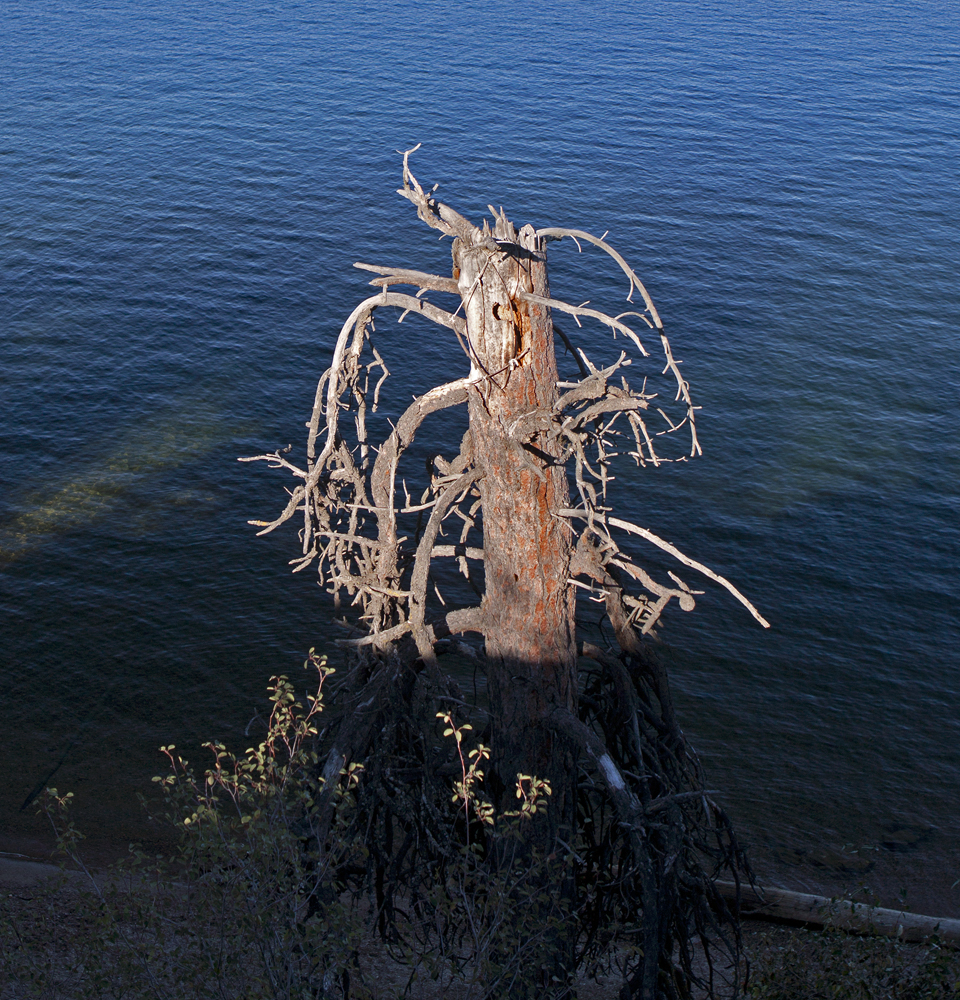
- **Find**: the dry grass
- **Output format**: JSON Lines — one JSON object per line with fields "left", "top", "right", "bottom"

{"left": 4, "top": 866, "right": 959, "bottom": 1000}
{"left": 741, "top": 921, "right": 960, "bottom": 1000}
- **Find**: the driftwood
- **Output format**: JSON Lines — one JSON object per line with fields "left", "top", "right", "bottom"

{"left": 244, "top": 147, "right": 768, "bottom": 1000}
{"left": 716, "top": 881, "right": 960, "bottom": 947}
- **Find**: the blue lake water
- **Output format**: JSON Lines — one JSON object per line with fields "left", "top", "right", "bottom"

{"left": 2, "top": 1, "right": 959, "bottom": 914}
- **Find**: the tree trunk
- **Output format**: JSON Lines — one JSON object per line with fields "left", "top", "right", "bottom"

{"left": 455, "top": 220, "right": 578, "bottom": 843}
{"left": 247, "top": 154, "right": 761, "bottom": 998}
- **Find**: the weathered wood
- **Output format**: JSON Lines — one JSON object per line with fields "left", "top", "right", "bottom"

{"left": 246, "top": 149, "right": 768, "bottom": 1000}
{"left": 716, "top": 880, "right": 960, "bottom": 946}
{"left": 456, "top": 220, "right": 578, "bottom": 837}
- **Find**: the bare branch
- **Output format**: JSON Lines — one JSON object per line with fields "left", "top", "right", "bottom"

{"left": 534, "top": 227, "right": 701, "bottom": 457}
{"left": 312, "top": 292, "right": 467, "bottom": 474}
{"left": 659, "top": 329, "right": 702, "bottom": 458}
{"left": 408, "top": 469, "right": 483, "bottom": 661}
{"left": 397, "top": 143, "right": 496, "bottom": 248}
{"left": 562, "top": 507, "right": 769, "bottom": 628}
{"left": 535, "top": 226, "right": 663, "bottom": 326}
{"left": 554, "top": 323, "right": 591, "bottom": 379}
{"left": 245, "top": 484, "right": 305, "bottom": 536}
{"left": 518, "top": 291, "right": 650, "bottom": 356}
{"left": 430, "top": 544, "right": 484, "bottom": 561}
{"left": 354, "top": 262, "right": 460, "bottom": 296}
{"left": 606, "top": 515, "right": 769, "bottom": 627}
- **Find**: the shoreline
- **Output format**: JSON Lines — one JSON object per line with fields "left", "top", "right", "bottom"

{"left": 4, "top": 828, "right": 959, "bottom": 928}
{"left": 5, "top": 847, "right": 958, "bottom": 947}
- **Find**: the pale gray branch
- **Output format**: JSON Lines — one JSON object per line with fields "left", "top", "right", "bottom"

{"left": 408, "top": 469, "right": 483, "bottom": 662}
{"left": 560, "top": 508, "right": 769, "bottom": 629}
{"left": 430, "top": 544, "right": 484, "bottom": 560}
{"left": 312, "top": 292, "right": 467, "bottom": 474}
{"left": 519, "top": 291, "right": 650, "bottom": 357}
{"left": 354, "top": 262, "right": 460, "bottom": 295}
{"left": 606, "top": 515, "right": 768, "bottom": 627}
{"left": 535, "top": 226, "right": 664, "bottom": 327}
{"left": 246, "top": 484, "right": 305, "bottom": 536}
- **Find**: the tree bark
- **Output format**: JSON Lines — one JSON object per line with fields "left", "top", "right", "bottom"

{"left": 455, "top": 221, "right": 578, "bottom": 844}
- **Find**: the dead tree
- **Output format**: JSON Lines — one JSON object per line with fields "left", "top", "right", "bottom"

{"left": 243, "top": 147, "right": 769, "bottom": 1000}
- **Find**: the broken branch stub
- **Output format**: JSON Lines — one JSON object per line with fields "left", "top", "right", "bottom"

{"left": 243, "top": 148, "right": 764, "bottom": 999}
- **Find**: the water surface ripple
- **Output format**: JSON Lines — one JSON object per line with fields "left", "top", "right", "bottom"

{"left": 2, "top": 0, "right": 958, "bottom": 913}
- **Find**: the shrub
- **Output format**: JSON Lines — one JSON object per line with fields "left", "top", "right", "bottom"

{"left": 0, "top": 653, "right": 570, "bottom": 1000}
{"left": 1, "top": 652, "right": 366, "bottom": 999}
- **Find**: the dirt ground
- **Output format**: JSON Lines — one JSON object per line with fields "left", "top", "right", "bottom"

{"left": 4, "top": 853, "right": 958, "bottom": 999}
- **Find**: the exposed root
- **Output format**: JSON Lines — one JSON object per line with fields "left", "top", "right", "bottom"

{"left": 243, "top": 149, "right": 763, "bottom": 999}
